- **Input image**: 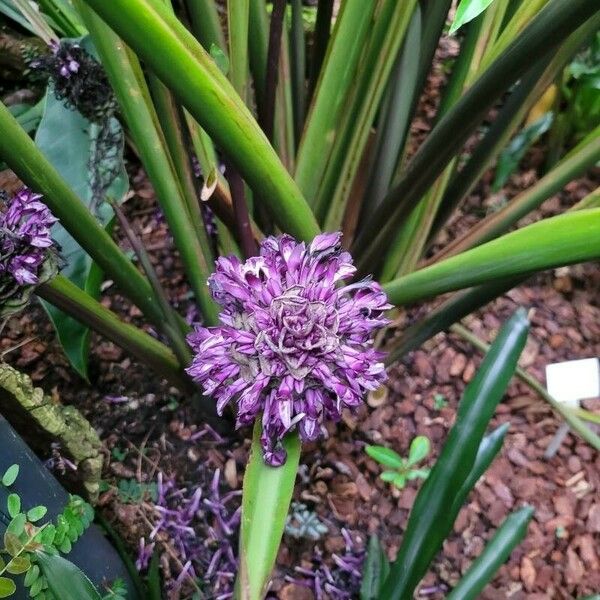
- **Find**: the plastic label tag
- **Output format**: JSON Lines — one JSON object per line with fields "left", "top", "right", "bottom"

{"left": 545, "top": 358, "right": 600, "bottom": 407}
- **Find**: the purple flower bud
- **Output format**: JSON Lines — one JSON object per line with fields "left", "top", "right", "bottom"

{"left": 187, "top": 233, "right": 391, "bottom": 465}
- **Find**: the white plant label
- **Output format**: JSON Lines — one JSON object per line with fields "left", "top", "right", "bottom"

{"left": 545, "top": 358, "right": 600, "bottom": 407}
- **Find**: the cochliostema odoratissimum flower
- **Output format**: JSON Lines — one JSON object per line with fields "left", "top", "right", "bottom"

{"left": 186, "top": 232, "right": 392, "bottom": 466}
{"left": 0, "top": 188, "right": 58, "bottom": 318}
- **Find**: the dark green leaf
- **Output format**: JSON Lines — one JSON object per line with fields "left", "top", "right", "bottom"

{"left": 365, "top": 446, "right": 405, "bottom": 470}
{"left": 446, "top": 507, "right": 534, "bottom": 599}
{"left": 360, "top": 534, "right": 389, "bottom": 600}
{"left": 407, "top": 436, "right": 430, "bottom": 466}
{"left": 6, "top": 494, "right": 20, "bottom": 519}
{"left": 36, "top": 553, "right": 102, "bottom": 600}
{"left": 0, "top": 577, "right": 16, "bottom": 598}
{"left": 492, "top": 113, "right": 553, "bottom": 191}
{"left": 35, "top": 84, "right": 127, "bottom": 379}
{"left": 380, "top": 310, "right": 529, "bottom": 599}
{"left": 27, "top": 507, "right": 48, "bottom": 523}
{"left": 450, "top": 0, "right": 497, "bottom": 33}
{"left": 2, "top": 465, "right": 19, "bottom": 487}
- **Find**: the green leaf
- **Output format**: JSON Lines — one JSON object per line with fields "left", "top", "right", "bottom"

{"left": 450, "top": 0, "right": 498, "bottom": 33}
{"left": 35, "top": 82, "right": 128, "bottom": 379}
{"left": 5, "top": 555, "right": 31, "bottom": 575}
{"left": 27, "top": 507, "right": 48, "bottom": 523}
{"left": 6, "top": 514, "right": 26, "bottom": 538}
{"left": 360, "top": 534, "right": 389, "bottom": 600}
{"left": 365, "top": 446, "right": 405, "bottom": 470}
{"left": 492, "top": 112, "right": 553, "bottom": 191}
{"left": 2, "top": 465, "right": 19, "bottom": 487}
{"left": 392, "top": 474, "right": 407, "bottom": 489}
{"left": 407, "top": 436, "right": 430, "bottom": 466}
{"left": 446, "top": 506, "right": 534, "bottom": 599}
{"left": 0, "top": 577, "right": 16, "bottom": 598}
{"left": 380, "top": 471, "right": 398, "bottom": 483}
{"left": 209, "top": 43, "right": 229, "bottom": 75}
{"left": 36, "top": 553, "right": 102, "bottom": 600}
{"left": 406, "top": 468, "right": 430, "bottom": 480}
{"left": 40, "top": 525, "right": 56, "bottom": 547}
{"left": 6, "top": 495, "right": 20, "bottom": 519}
{"left": 380, "top": 310, "right": 529, "bottom": 599}
{"left": 24, "top": 564, "right": 40, "bottom": 587}
{"left": 384, "top": 209, "right": 600, "bottom": 306}
{"left": 237, "top": 421, "right": 301, "bottom": 600}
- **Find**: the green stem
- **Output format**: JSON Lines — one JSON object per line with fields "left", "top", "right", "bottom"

{"left": 451, "top": 323, "right": 600, "bottom": 452}
{"left": 76, "top": 2, "right": 220, "bottom": 325}
{"left": 37, "top": 277, "right": 191, "bottom": 392}
{"left": 80, "top": 0, "right": 319, "bottom": 242}
{"left": 0, "top": 102, "right": 165, "bottom": 328}
{"left": 184, "top": 0, "right": 226, "bottom": 53}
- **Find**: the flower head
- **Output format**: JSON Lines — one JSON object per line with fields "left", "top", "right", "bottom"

{"left": 187, "top": 232, "right": 391, "bottom": 465}
{"left": 30, "top": 41, "right": 117, "bottom": 123}
{"left": 0, "top": 188, "right": 58, "bottom": 318}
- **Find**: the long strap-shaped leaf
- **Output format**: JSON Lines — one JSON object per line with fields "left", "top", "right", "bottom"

{"left": 353, "top": 0, "right": 599, "bottom": 273}
{"left": 79, "top": 0, "right": 319, "bottom": 242}
{"left": 0, "top": 102, "right": 165, "bottom": 328}
{"left": 384, "top": 209, "right": 600, "bottom": 306}
{"left": 379, "top": 310, "right": 529, "bottom": 599}
{"left": 446, "top": 506, "right": 534, "bottom": 600}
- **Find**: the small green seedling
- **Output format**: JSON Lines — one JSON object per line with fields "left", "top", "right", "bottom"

{"left": 433, "top": 393, "right": 448, "bottom": 410}
{"left": 366, "top": 436, "right": 431, "bottom": 489}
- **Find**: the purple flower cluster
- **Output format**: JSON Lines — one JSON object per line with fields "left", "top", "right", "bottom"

{"left": 137, "top": 469, "right": 240, "bottom": 599}
{"left": 1, "top": 188, "right": 57, "bottom": 316}
{"left": 187, "top": 232, "right": 391, "bottom": 465}
{"left": 49, "top": 40, "right": 81, "bottom": 78}
{"left": 288, "top": 529, "right": 365, "bottom": 599}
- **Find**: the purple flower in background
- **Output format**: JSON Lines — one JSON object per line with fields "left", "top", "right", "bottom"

{"left": 187, "top": 232, "right": 391, "bottom": 465}
{"left": 1, "top": 188, "right": 58, "bottom": 317}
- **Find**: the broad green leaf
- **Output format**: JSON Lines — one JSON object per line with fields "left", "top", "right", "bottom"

{"left": 365, "top": 446, "right": 405, "bottom": 470}
{"left": 446, "top": 506, "right": 534, "bottom": 599}
{"left": 35, "top": 81, "right": 128, "bottom": 379}
{"left": 24, "top": 564, "right": 40, "bottom": 587}
{"left": 6, "top": 494, "right": 20, "bottom": 518}
{"left": 2, "top": 464, "right": 19, "bottom": 487}
{"left": 393, "top": 474, "right": 407, "bottom": 489}
{"left": 492, "top": 112, "right": 553, "bottom": 191}
{"left": 37, "top": 553, "right": 102, "bottom": 600}
{"left": 380, "top": 310, "right": 529, "bottom": 599}
{"left": 6, "top": 514, "right": 26, "bottom": 538}
{"left": 237, "top": 422, "right": 301, "bottom": 600}
{"left": 384, "top": 209, "right": 600, "bottom": 306}
{"left": 450, "top": 0, "right": 498, "bottom": 33}
{"left": 0, "top": 577, "right": 16, "bottom": 598}
{"left": 5, "top": 555, "right": 31, "bottom": 575}
{"left": 360, "top": 534, "right": 390, "bottom": 600}
{"left": 407, "top": 436, "right": 430, "bottom": 466}
{"left": 27, "top": 506, "right": 48, "bottom": 523}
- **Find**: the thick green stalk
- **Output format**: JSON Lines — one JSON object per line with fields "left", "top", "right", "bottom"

{"left": 236, "top": 423, "right": 301, "bottom": 600}
{"left": 0, "top": 102, "right": 165, "bottom": 327}
{"left": 77, "top": 2, "right": 219, "bottom": 325}
{"left": 185, "top": 0, "right": 226, "bottom": 53}
{"left": 294, "top": 0, "right": 377, "bottom": 205}
{"left": 384, "top": 209, "right": 600, "bottom": 306}
{"left": 321, "top": 0, "right": 419, "bottom": 229}
{"left": 80, "top": 0, "right": 319, "bottom": 242}
{"left": 37, "top": 0, "right": 86, "bottom": 36}
{"left": 446, "top": 507, "right": 534, "bottom": 600}
{"left": 228, "top": 0, "right": 250, "bottom": 101}
{"left": 353, "top": 0, "right": 599, "bottom": 273}
{"left": 431, "top": 125, "right": 600, "bottom": 261}
{"left": 37, "top": 276, "right": 189, "bottom": 391}
{"left": 452, "top": 323, "right": 600, "bottom": 451}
